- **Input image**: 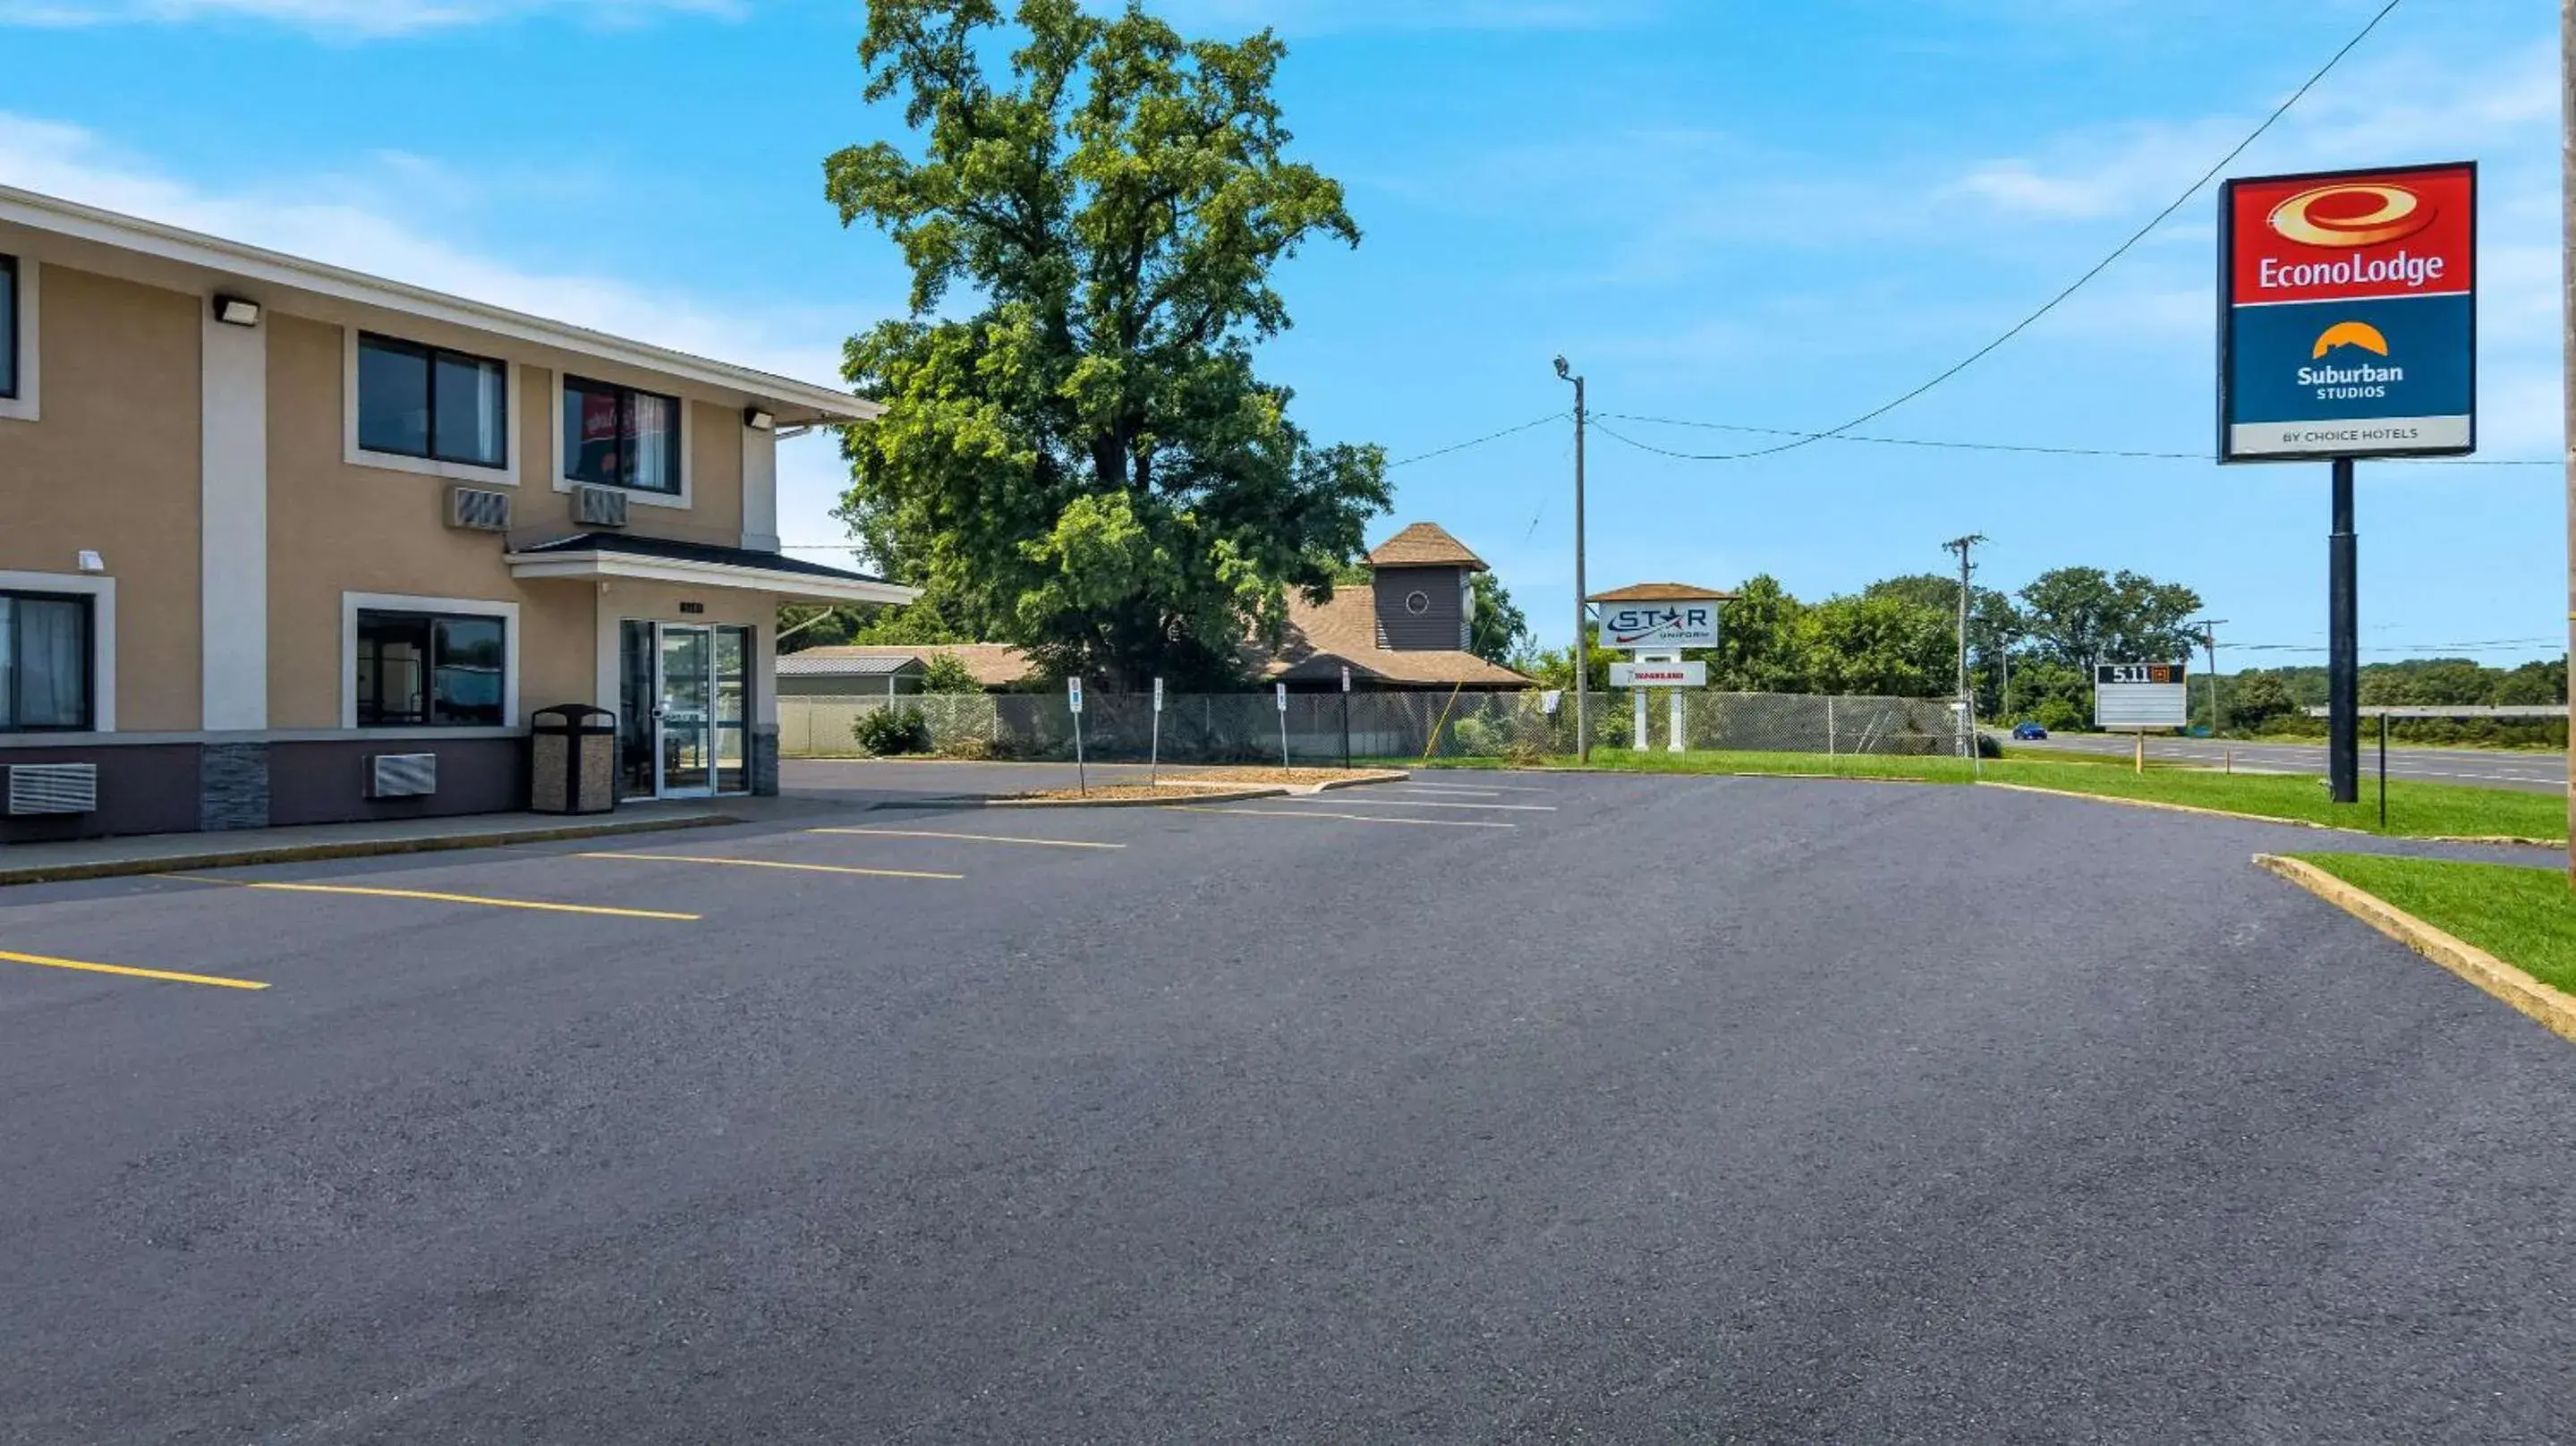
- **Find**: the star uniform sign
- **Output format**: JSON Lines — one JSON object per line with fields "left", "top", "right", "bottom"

{"left": 1587, "top": 583, "right": 1736, "bottom": 651}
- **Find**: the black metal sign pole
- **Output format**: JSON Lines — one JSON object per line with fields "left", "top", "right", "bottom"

{"left": 2328, "top": 456, "right": 2359, "bottom": 804}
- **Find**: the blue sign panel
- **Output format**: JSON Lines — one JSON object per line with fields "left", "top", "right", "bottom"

{"left": 2225, "top": 293, "right": 2472, "bottom": 452}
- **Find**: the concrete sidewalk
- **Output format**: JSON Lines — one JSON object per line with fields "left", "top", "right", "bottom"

{"left": 0, "top": 802, "right": 753, "bottom": 886}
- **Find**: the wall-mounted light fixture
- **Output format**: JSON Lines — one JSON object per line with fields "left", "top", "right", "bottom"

{"left": 76, "top": 549, "right": 105, "bottom": 574}
{"left": 743, "top": 406, "right": 777, "bottom": 432}
{"left": 211, "top": 294, "right": 262, "bottom": 327}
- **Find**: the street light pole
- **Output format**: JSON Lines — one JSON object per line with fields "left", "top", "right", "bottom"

{"left": 2190, "top": 618, "right": 2228, "bottom": 736}
{"left": 2562, "top": 0, "right": 2575, "bottom": 877}
{"left": 1942, "top": 534, "right": 1987, "bottom": 754}
{"left": 1556, "top": 357, "right": 1590, "bottom": 763}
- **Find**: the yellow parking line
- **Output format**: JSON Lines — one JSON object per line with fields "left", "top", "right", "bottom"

{"left": 0, "top": 948, "right": 268, "bottom": 991}
{"left": 578, "top": 852, "right": 962, "bottom": 881}
{"left": 1176, "top": 807, "right": 1513, "bottom": 829}
{"left": 158, "top": 874, "right": 698, "bottom": 921}
{"left": 808, "top": 827, "right": 1124, "bottom": 850}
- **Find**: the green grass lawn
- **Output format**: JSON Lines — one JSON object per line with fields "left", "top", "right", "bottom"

{"left": 1400, "top": 748, "right": 2568, "bottom": 842}
{"left": 2292, "top": 853, "right": 2576, "bottom": 995}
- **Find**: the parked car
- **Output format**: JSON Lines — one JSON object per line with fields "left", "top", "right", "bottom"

{"left": 2011, "top": 721, "right": 2049, "bottom": 741}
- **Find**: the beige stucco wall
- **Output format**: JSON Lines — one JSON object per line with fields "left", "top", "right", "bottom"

{"left": 0, "top": 264, "right": 203, "bottom": 730}
{"left": 264, "top": 317, "right": 769, "bottom": 729}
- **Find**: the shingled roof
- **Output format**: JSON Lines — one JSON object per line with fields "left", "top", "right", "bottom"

{"left": 776, "top": 643, "right": 1037, "bottom": 689}
{"left": 1252, "top": 589, "right": 1532, "bottom": 689}
{"left": 1365, "top": 522, "right": 1488, "bottom": 572}
{"left": 1587, "top": 582, "right": 1738, "bottom": 603}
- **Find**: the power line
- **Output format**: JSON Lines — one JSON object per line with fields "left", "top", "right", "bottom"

{"left": 1595, "top": 412, "right": 2560, "bottom": 467}
{"left": 1386, "top": 410, "right": 1566, "bottom": 469}
{"left": 1584, "top": 0, "right": 2407, "bottom": 465}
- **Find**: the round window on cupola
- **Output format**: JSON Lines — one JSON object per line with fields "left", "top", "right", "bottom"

{"left": 1405, "top": 591, "right": 1431, "bottom": 616}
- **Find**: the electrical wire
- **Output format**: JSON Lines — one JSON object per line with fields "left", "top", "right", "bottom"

{"left": 1386, "top": 410, "right": 1567, "bottom": 469}
{"left": 1586, "top": 0, "right": 2408, "bottom": 464}
{"left": 1595, "top": 412, "right": 2559, "bottom": 467}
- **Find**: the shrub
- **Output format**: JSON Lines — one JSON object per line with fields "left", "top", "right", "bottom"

{"left": 938, "top": 733, "right": 997, "bottom": 761}
{"left": 854, "top": 706, "right": 932, "bottom": 756}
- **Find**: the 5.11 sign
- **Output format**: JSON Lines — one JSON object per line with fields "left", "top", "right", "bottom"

{"left": 2218, "top": 161, "right": 2476, "bottom": 462}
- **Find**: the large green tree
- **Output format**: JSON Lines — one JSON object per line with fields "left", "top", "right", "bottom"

{"left": 2016, "top": 566, "right": 2202, "bottom": 670}
{"left": 1705, "top": 573, "right": 1807, "bottom": 693}
{"left": 827, "top": 0, "right": 1388, "bottom": 686}
{"left": 1468, "top": 572, "right": 1530, "bottom": 665}
{"left": 1798, "top": 592, "right": 1956, "bottom": 697}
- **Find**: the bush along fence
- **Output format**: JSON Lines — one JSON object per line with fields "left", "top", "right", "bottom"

{"left": 777, "top": 690, "right": 1971, "bottom": 763}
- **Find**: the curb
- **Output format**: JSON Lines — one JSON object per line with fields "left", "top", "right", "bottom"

{"left": 986, "top": 786, "right": 1289, "bottom": 809}
{"left": 0, "top": 812, "right": 736, "bottom": 888}
{"left": 2253, "top": 854, "right": 2576, "bottom": 1046}
{"left": 1975, "top": 781, "right": 2565, "bottom": 850}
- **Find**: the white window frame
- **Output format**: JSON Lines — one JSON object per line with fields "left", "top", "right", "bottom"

{"left": 341, "top": 591, "right": 519, "bottom": 731}
{"left": 0, "top": 568, "right": 114, "bottom": 733}
{"left": 342, "top": 327, "right": 521, "bottom": 484}
{"left": 0, "top": 256, "right": 39, "bottom": 424}
{"left": 552, "top": 370, "right": 694, "bottom": 510}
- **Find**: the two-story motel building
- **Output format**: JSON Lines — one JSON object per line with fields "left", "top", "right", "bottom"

{"left": 0, "top": 184, "right": 914, "bottom": 841}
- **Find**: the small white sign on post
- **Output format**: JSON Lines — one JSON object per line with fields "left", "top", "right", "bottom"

{"left": 1067, "top": 676, "right": 1084, "bottom": 714}
{"left": 1067, "top": 676, "right": 1087, "bottom": 794}
{"left": 1149, "top": 676, "right": 1163, "bottom": 784}
{"left": 1274, "top": 683, "right": 1290, "bottom": 768}
{"left": 1339, "top": 664, "right": 1352, "bottom": 693}
{"left": 1276, "top": 683, "right": 1289, "bottom": 712}
{"left": 1610, "top": 660, "right": 1707, "bottom": 688}
{"left": 1152, "top": 676, "right": 1164, "bottom": 711}
{"left": 2093, "top": 662, "right": 2188, "bottom": 729}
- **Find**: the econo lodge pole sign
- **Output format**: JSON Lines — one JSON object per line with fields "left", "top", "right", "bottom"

{"left": 2217, "top": 161, "right": 2476, "bottom": 807}
{"left": 2218, "top": 162, "right": 2476, "bottom": 460}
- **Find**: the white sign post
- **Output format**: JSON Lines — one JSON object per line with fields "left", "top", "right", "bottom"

{"left": 2094, "top": 662, "right": 2189, "bottom": 773}
{"left": 1150, "top": 676, "right": 1164, "bottom": 786}
{"left": 1339, "top": 665, "right": 1353, "bottom": 770}
{"left": 1067, "top": 675, "right": 1086, "bottom": 795}
{"left": 1276, "top": 682, "right": 1291, "bottom": 769}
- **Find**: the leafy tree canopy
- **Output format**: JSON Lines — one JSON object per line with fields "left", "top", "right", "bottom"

{"left": 917, "top": 651, "right": 985, "bottom": 693}
{"left": 1468, "top": 571, "right": 1529, "bottom": 665}
{"left": 827, "top": 0, "right": 1388, "bottom": 686}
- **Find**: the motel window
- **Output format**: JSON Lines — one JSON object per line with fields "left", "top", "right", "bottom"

{"left": 356, "top": 333, "right": 508, "bottom": 468}
{"left": 563, "top": 375, "right": 680, "bottom": 495}
{"left": 0, "top": 591, "right": 93, "bottom": 732}
{"left": 353, "top": 609, "right": 506, "bottom": 727}
{"left": 0, "top": 254, "right": 18, "bottom": 400}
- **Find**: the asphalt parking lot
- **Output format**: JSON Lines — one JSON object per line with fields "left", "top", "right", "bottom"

{"left": 4, "top": 772, "right": 2573, "bottom": 1442}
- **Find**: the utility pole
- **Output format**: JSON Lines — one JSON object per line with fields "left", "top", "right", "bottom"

{"left": 2190, "top": 619, "right": 2228, "bottom": 736}
{"left": 1942, "top": 534, "right": 1987, "bottom": 754}
{"left": 1556, "top": 357, "right": 1591, "bottom": 763}
{"left": 2562, "top": 0, "right": 2574, "bottom": 878}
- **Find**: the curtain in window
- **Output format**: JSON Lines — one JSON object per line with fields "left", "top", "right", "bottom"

{"left": 4, "top": 596, "right": 89, "bottom": 729}
{"left": 433, "top": 353, "right": 506, "bottom": 468}
{"left": 630, "top": 391, "right": 676, "bottom": 493}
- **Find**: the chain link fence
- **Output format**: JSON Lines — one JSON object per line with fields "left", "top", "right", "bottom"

{"left": 778, "top": 689, "right": 1968, "bottom": 763}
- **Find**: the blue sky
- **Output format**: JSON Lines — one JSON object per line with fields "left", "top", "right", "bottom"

{"left": 0, "top": 0, "right": 2558, "bottom": 667}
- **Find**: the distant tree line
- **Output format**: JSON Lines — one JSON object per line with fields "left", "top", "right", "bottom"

{"left": 2220, "top": 657, "right": 2566, "bottom": 745}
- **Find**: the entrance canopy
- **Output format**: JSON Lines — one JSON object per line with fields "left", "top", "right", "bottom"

{"left": 506, "top": 532, "right": 916, "bottom": 606}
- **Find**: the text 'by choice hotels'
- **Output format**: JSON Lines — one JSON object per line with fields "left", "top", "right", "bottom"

{"left": 2219, "top": 162, "right": 2476, "bottom": 463}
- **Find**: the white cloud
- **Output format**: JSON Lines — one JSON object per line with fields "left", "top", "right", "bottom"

{"left": 0, "top": 0, "right": 736, "bottom": 37}
{"left": 1118, "top": 0, "right": 1655, "bottom": 34}
{"left": 0, "top": 110, "right": 875, "bottom": 541}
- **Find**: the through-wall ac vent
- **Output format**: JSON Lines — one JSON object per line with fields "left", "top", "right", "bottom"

{"left": 447, "top": 485, "right": 513, "bottom": 532}
{"left": 572, "top": 485, "right": 629, "bottom": 528}
{"left": 367, "top": 753, "right": 438, "bottom": 799}
{"left": 7, "top": 763, "right": 98, "bottom": 816}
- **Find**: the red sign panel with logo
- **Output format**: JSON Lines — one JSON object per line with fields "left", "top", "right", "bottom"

{"left": 2218, "top": 161, "right": 2476, "bottom": 462}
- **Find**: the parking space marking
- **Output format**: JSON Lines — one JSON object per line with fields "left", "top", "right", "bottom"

{"left": 808, "top": 827, "right": 1125, "bottom": 850}
{"left": 1177, "top": 806, "right": 1514, "bottom": 829}
{"left": 157, "top": 875, "right": 700, "bottom": 921}
{"left": 1398, "top": 779, "right": 1551, "bottom": 793}
{"left": 0, "top": 948, "right": 269, "bottom": 991}
{"left": 578, "top": 852, "right": 962, "bottom": 881}
{"left": 1285, "top": 797, "right": 1557, "bottom": 812}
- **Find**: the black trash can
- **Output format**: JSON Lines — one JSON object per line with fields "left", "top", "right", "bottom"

{"left": 531, "top": 704, "right": 618, "bottom": 815}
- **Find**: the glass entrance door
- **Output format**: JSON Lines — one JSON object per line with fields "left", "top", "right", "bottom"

{"left": 654, "top": 624, "right": 716, "bottom": 798}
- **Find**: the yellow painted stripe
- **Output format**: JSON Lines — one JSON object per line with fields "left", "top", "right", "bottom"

{"left": 1176, "top": 807, "right": 1514, "bottom": 829}
{"left": 160, "top": 874, "right": 698, "bottom": 921}
{"left": 808, "top": 827, "right": 1124, "bottom": 850}
{"left": 0, "top": 948, "right": 269, "bottom": 991}
{"left": 578, "top": 851, "right": 962, "bottom": 881}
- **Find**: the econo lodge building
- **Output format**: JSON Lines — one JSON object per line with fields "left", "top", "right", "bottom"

{"left": 0, "top": 184, "right": 914, "bottom": 842}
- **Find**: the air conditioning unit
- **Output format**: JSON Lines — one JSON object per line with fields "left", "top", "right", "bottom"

{"left": 572, "top": 485, "right": 628, "bottom": 528}
{"left": 7, "top": 762, "right": 98, "bottom": 816}
{"left": 446, "top": 485, "right": 513, "bottom": 532}
{"left": 367, "top": 753, "right": 438, "bottom": 799}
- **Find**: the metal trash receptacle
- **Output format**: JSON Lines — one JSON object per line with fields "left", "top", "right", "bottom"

{"left": 531, "top": 704, "right": 618, "bottom": 815}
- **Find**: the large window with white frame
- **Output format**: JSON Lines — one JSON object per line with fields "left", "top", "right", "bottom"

{"left": 562, "top": 374, "right": 681, "bottom": 495}
{"left": 0, "top": 590, "right": 92, "bottom": 731}
{"left": 356, "top": 332, "right": 507, "bottom": 469}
